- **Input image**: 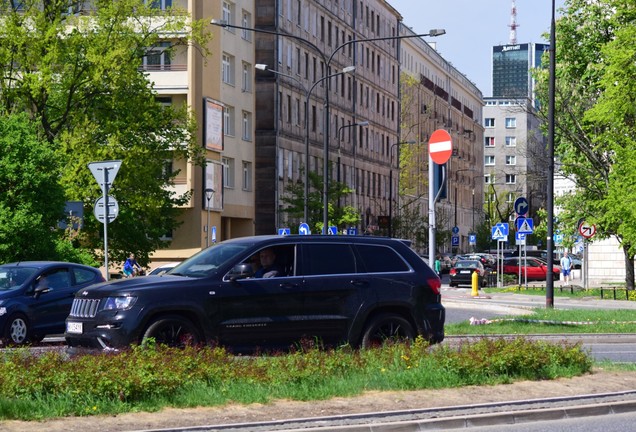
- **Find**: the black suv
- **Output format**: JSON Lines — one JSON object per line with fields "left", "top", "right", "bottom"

{"left": 65, "top": 235, "right": 444, "bottom": 352}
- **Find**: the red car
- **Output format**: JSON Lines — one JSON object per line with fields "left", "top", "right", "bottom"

{"left": 502, "top": 257, "right": 560, "bottom": 281}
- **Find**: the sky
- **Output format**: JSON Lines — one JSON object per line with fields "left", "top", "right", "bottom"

{"left": 387, "top": 0, "right": 566, "bottom": 97}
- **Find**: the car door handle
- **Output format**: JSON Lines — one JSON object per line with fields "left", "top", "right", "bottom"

{"left": 350, "top": 279, "right": 368, "bottom": 286}
{"left": 280, "top": 282, "right": 300, "bottom": 289}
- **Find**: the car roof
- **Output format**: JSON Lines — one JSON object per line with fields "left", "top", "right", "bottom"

{"left": 0, "top": 261, "right": 95, "bottom": 269}
{"left": 220, "top": 235, "right": 412, "bottom": 246}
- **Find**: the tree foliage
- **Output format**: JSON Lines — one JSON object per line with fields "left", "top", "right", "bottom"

{"left": 0, "top": 0, "right": 210, "bottom": 265}
{"left": 279, "top": 169, "right": 360, "bottom": 234}
{"left": 0, "top": 113, "right": 66, "bottom": 262}
{"left": 535, "top": 0, "right": 636, "bottom": 288}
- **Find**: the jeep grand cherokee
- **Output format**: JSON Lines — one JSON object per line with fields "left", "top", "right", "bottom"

{"left": 65, "top": 235, "right": 444, "bottom": 352}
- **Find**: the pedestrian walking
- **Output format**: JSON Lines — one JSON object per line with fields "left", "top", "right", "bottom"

{"left": 560, "top": 251, "right": 573, "bottom": 284}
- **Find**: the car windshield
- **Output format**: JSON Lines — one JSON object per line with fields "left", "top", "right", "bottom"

{"left": 170, "top": 243, "right": 251, "bottom": 277}
{"left": 0, "top": 266, "right": 38, "bottom": 291}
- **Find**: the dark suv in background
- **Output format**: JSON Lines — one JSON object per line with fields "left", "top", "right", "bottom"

{"left": 65, "top": 235, "right": 445, "bottom": 352}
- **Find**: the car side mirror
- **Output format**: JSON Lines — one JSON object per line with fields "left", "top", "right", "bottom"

{"left": 228, "top": 263, "right": 254, "bottom": 282}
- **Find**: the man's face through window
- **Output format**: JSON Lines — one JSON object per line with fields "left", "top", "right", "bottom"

{"left": 260, "top": 249, "right": 276, "bottom": 268}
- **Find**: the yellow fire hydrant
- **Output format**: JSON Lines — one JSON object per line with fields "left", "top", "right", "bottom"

{"left": 471, "top": 269, "right": 479, "bottom": 297}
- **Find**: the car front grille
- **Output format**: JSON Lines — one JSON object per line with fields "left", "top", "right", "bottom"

{"left": 69, "top": 298, "right": 101, "bottom": 318}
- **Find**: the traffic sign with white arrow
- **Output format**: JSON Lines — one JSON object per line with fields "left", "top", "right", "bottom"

{"left": 514, "top": 197, "right": 528, "bottom": 216}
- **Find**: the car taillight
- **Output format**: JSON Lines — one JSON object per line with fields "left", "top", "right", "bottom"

{"left": 428, "top": 276, "right": 441, "bottom": 295}
{"left": 449, "top": 268, "right": 457, "bottom": 276}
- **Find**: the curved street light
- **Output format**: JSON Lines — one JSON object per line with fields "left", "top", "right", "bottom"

{"left": 205, "top": 188, "right": 214, "bottom": 248}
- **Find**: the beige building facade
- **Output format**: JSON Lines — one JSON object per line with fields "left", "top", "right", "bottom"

{"left": 400, "top": 24, "right": 485, "bottom": 253}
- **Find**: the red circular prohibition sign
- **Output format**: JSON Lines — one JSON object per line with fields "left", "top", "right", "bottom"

{"left": 428, "top": 129, "right": 453, "bottom": 165}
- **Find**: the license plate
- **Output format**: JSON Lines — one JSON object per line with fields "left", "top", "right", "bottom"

{"left": 460, "top": 270, "right": 471, "bottom": 274}
{"left": 66, "top": 321, "right": 83, "bottom": 334}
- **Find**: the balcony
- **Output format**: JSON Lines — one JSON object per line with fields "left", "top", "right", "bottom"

{"left": 141, "top": 64, "right": 188, "bottom": 93}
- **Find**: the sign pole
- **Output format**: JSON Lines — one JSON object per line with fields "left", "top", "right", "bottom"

{"left": 428, "top": 154, "right": 436, "bottom": 267}
{"left": 103, "top": 168, "right": 110, "bottom": 280}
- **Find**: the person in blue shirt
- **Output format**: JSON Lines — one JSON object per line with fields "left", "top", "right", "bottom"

{"left": 123, "top": 253, "right": 142, "bottom": 278}
{"left": 560, "top": 251, "right": 573, "bottom": 284}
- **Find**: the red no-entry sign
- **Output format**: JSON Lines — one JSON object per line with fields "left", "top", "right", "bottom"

{"left": 428, "top": 129, "right": 453, "bottom": 165}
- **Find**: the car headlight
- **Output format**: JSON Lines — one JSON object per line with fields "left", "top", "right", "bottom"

{"left": 102, "top": 296, "right": 137, "bottom": 311}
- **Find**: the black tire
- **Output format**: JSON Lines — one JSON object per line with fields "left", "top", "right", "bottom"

{"left": 2, "top": 314, "right": 30, "bottom": 346}
{"left": 142, "top": 316, "right": 202, "bottom": 348}
{"left": 360, "top": 314, "right": 415, "bottom": 348}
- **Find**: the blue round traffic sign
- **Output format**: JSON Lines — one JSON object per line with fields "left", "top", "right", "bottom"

{"left": 514, "top": 197, "right": 529, "bottom": 216}
{"left": 299, "top": 223, "right": 310, "bottom": 235}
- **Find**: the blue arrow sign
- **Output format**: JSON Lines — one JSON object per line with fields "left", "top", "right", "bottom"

{"left": 299, "top": 223, "right": 310, "bottom": 235}
{"left": 452, "top": 226, "right": 459, "bottom": 235}
{"left": 514, "top": 197, "right": 529, "bottom": 216}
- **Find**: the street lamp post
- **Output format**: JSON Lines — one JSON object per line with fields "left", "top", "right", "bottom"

{"left": 211, "top": 20, "right": 445, "bottom": 234}
{"left": 388, "top": 140, "right": 416, "bottom": 238}
{"left": 255, "top": 64, "right": 355, "bottom": 225}
{"left": 205, "top": 188, "right": 214, "bottom": 248}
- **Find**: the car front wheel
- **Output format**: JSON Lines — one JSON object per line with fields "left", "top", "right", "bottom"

{"left": 2, "top": 314, "right": 30, "bottom": 346}
{"left": 142, "top": 316, "right": 202, "bottom": 348}
{"left": 360, "top": 313, "right": 415, "bottom": 348}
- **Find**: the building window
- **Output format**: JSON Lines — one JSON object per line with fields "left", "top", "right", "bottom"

{"left": 222, "top": 53, "right": 234, "bottom": 85}
{"left": 144, "top": 42, "right": 171, "bottom": 70}
{"left": 222, "top": 157, "right": 235, "bottom": 188}
{"left": 485, "top": 137, "right": 495, "bottom": 147}
{"left": 148, "top": 0, "right": 172, "bottom": 10}
{"left": 223, "top": 106, "right": 235, "bottom": 136}
{"left": 505, "top": 155, "right": 516, "bottom": 165}
{"left": 242, "top": 161, "right": 252, "bottom": 191}
{"left": 222, "top": 1, "right": 234, "bottom": 27}
{"left": 485, "top": 118, "right": 495, "bottom": 128}
{"left": 485, "top": 155, "right": 495, "bottom": 166}
{"left": 506, "top": 192, "right": 515, "bottom": 203}
{"left": 241, "top": 11, "right": 252, "bottom": 41}
{"left": 505, "top": 117, "right": 517, "bottom": 128}
{"left": 241, "top": 62, "right": 251, "bottom": 92}
{"left": 484, "top": 174, "right": 494, "bottom": 184}
{"left": 505, "top": 174, "right": 516, "bottom": 184}
{"left": 505, "top": 136, "right": 517, "bottom": 147}
{"left": 242, "top": 111, "right": 252, "bottom": 141}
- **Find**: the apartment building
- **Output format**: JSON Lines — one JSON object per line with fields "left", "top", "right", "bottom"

{"left": 148, "top": 0, "right": 256, "bottom": 264}
{"left": 400, "top": 25, "right": 485, "bottom": 253}
{"left": 251, "top": 0, "right": 402, "bottom": 235}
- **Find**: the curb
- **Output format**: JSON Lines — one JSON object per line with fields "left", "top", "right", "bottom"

{"left": 140, "top": 395, "right": 636, "bottom": 431}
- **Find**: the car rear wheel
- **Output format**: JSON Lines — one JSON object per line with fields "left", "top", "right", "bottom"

{"left": 2, "top": 314, "right": 30, "bottom": 346}
{"left": 142, "top": 316, "right": 202, "bottom": 348}
{"left": 360, "top": 314, "right": 415, "bottom": 348}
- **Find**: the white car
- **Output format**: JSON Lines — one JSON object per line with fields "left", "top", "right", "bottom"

{"left": 148, "top": 262, "right": 180, "bottom": 276}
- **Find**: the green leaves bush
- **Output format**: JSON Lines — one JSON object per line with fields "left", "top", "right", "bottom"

{"left": 0, "top": 337, "right": 592, "bottom": 420}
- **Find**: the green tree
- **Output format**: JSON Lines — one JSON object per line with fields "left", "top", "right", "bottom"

{"left": 280, "top": 169, "right": 360, "bottom": 234}
{"left": 0, "top": 113, "right": 66, "bottom": 262}
{"left": 0, "top": 0, "right": 210, "bottom": 266}
{"left": 534, "top": 0, "right": 636, "bottom": 288}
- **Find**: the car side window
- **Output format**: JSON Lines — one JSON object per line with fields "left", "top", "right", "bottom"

{"left": 73, "top": 268, "right": 98, "bottom": 285}
{"left": 36, "top": 269, "right": 71, "bottom": 291}
{"left": 301, "top": 244, "right": 357, "bottom": 276}
{"left": 356, "top": 245, "right": 410, "bottom": 273}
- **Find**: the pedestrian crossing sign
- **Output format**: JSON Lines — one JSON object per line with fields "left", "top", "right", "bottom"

{"left": 516, "top": 217, "right": 534, "bottom": 234}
